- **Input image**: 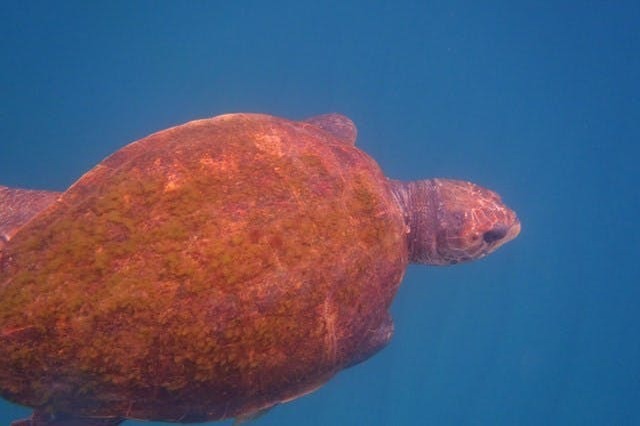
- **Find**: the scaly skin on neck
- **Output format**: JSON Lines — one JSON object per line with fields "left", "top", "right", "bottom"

{"left": 388, "top": 178, "right": 520, "bottom": 265}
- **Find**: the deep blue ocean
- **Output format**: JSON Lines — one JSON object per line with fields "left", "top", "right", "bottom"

{"left": 1, "top": 2, "right": 638, "bottom": 425}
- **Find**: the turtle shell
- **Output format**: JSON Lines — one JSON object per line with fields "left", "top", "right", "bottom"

{"left": 0, "top": 114, "right": 407, "bottom": 422}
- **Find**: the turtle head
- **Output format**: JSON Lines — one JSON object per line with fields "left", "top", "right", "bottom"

{"left": 390, "top": 178, "right": 520, "bottom": 265}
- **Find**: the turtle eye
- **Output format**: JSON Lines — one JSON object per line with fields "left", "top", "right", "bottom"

{"left": 483, "top": 227, "right": 507, "bottom": 244}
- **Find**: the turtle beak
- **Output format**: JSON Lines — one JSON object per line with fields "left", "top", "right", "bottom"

{"left": 500, "top": 216, "right": 521, "bottom": 247}
{"left": 510, "top": 218, "right": 521, "bottom": 240}
{"left": 484, "top": 214, "right": 520, "bottom": 254}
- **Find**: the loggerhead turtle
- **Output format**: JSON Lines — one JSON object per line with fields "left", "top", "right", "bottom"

{"left": 0, "top": 113, "right": 520, "bottom": 425}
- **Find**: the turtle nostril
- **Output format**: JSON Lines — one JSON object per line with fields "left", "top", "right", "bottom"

{"left": 483, "top": 227, "right": 507, "bottom": 243}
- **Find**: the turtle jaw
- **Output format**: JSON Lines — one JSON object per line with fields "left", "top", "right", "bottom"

{"left": 472, "top": 214, "right": 520, "bottom": 261}
{"left": 495, "top": 217, "right": 521, "bottom": 248}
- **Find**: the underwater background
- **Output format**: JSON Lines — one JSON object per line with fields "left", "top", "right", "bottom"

{"left": 1, "top": 1, "right": 638, "bottom": 425}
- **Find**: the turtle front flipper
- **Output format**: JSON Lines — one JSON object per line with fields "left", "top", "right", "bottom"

{"left": 0, "top": 186, "right": 60, "bottom": 251}
{"left": 11, "top": 410, "right": 123, "bottom": 426}
{"left": 346, "top": 313, "right": 395, "bottom": 368}
{"left": 303, "top": 113, "right": 357, "bottom": 145}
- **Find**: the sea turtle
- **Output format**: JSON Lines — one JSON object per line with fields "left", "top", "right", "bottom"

{"left": 0, "top": 113, "right": 520, "bottom": 425}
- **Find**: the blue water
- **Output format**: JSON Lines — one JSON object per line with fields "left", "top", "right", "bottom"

{"left": 1, "top": 1, "right": 638, "bottom": 425}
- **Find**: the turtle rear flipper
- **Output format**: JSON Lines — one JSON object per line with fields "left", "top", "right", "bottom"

{"left": 0, "top": 186, "right": 60, "bottom": 251}
{"left": 12, "top": 411, "right": 123, "bottom": 426}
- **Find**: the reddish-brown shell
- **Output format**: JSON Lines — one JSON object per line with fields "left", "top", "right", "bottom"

{"left": 0, "top": 114, "right": 408, "bottom": 422}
